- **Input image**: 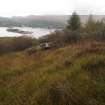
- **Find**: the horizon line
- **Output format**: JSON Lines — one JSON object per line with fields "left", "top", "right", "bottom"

{"left": 0, "top": 14, "right": 105, "bottom": 18}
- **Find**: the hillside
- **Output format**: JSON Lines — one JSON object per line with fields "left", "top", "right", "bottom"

{"left": 0, "top": 15, "right": 105, "bottom": 28}
{"left": 0, "top": 15, "right": 68, "bottom": 28}
{"left": 0, "top": 42, "right": 105, "bottom": 105}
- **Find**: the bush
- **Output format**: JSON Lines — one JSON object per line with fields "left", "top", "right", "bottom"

{"left": 12, "top": 36, "right": 33, "bottom": 51}
{"left": 63, "top": 30, "right": 82, "bottom": 44}
{"left": 39, "top": 30, "right": 82, "bottom": 48}
{"left": 0, "top": 36, "right": 34, "bottom": 54}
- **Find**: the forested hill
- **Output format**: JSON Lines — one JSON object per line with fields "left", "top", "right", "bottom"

{"left": 0, "top": 15, "right": 105, "bottom": 28}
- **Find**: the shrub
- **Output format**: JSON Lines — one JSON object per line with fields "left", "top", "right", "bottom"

{"left": 0, "top": 36, "right": 34, "bottom": 54}
{"left": 12, "top": 36, "right": 33, "bottom": 51}
{"left": 39, "top": 30, "right": 82, "bottom": 48}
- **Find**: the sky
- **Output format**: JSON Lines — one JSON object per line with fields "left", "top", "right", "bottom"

{"left": 0, "top": 0, "right": 105, "bottom": 17}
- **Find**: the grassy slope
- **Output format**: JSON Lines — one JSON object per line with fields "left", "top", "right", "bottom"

{"left": 0, "top": 42, "right": 105, "bottom": 105}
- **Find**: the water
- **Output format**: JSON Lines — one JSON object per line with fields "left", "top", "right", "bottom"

{"left": 0, "top": 27, "right": 55, "bottom": 38}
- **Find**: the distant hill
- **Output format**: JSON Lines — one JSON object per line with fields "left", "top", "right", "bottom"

{"left": 11, "top": 15, "right": 68, "bottom": 28}
{"left": 0, "top": 15, "right": 105, "bottom": 28}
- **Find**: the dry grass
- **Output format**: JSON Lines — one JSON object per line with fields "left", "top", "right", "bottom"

{"left": 0, "top": 42, "right": 105, "bottom": 105}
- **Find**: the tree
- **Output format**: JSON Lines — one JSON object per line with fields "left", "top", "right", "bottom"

{"left": 67, "top": 12, "right": 81, "bottom": 30}
{"left": 85, "top": 15, "right": 97, "bottom": 31}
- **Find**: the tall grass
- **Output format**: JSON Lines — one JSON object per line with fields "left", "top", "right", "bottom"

{"left": 0, "top": 42, "right": 105, "bottom": 105}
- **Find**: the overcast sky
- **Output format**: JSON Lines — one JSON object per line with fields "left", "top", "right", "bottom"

{"left": 0, "top": 0, "right": 105, "bottom": 17}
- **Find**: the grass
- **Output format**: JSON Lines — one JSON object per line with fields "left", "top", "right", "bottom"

{"left": 0, "top": 42, "right": 105, "bottom": 105}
